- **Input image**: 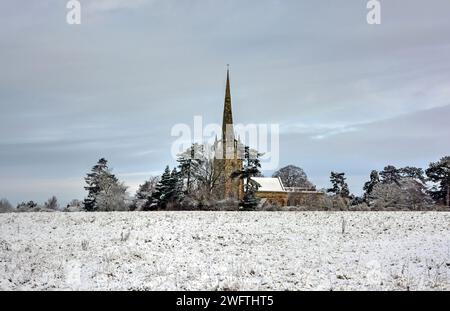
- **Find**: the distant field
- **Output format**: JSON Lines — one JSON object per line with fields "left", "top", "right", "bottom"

{"left": 1, "top": 211, "right": 449, "bottom": 290}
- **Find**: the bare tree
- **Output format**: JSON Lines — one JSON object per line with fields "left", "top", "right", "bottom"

{"left": 0, "top": 198, "right": 13, "bottom": 213}
{"left": 44, "top": 196, "right": 59, "bottom": 210}
{"left": 272, "top": 165, "right": 314, "bottom": 189}
{"left": 96, "top": 178, "right": 129, "bottom": 211}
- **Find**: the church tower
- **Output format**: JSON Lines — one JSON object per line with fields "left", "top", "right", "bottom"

{"left": 214, "top": 67, "right": 243, "bottom": 200}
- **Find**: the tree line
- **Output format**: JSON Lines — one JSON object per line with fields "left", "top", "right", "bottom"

{"left": 1, "top": 150, "right": 449, "bottom": 212}
{"left": 323, "top": 157, "right": 450, "bottom": 210}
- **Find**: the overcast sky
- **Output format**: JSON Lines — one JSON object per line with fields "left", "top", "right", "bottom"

{"left": 1, "top": 0, "right": 450, "bottom": 205}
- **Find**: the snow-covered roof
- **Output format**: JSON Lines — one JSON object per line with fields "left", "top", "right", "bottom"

{"left": 251, "top": 177, "right": 286, "bottom": 192}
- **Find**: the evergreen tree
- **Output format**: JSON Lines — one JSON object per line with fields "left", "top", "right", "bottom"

{"left": 149, "top": 166, "right": 183, "bottom": 210}
{"left": 83, "top": 158, "right": 127, "bottom": 211}
{"left": 16, "top": 201, "right": 38, "bottom": 211}
{"left": 231, "top": 146, "right": 262, "bottom": 210}
{"left": 149, "top": 166, "right": 171, "bottom": 210}
{"left": 380, "top": 165, "right": 401, "bottom": 185}
{"left": 399, "top": 166, "right": 426, "bottom": 184}
{"left": 83, "top": 158, "right": 109, "bottom": 211}
{"left": 170, "top": 167, "right": 184, "bottom": 204}
{"left": 327, "top": 172, "right": 350, "bottom": 198}
{"left": 363, "top": 170, "right": 380, "bottom": 202}
{"left": 133, "top": 176, "right": 159, "bottom": 211}
{"left": 426, "top": 156, "right": 450, "bottom": 207}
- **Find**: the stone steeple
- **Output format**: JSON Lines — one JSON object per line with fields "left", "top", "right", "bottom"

{"left": 222, "top": 66, "right": 235, "bottom": 145}
{"left": 213, "top": 66, "right": 243, "bottom": 200}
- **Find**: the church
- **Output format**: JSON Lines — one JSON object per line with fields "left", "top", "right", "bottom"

{"left": 211, "top": 68, "right": 326, "bottom": 207}
{"left": 211, "top": 68, "right": 310, "bottom": 207}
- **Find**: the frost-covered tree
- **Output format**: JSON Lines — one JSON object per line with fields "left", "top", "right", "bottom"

{"left": 44, "top": 196, "right": 59, "bottom": 210}
{"left": 83, "top": 158, "right": 128, "bottom": 211}
{"left": 369, "top": 179, "right": 432, "bottom": 210}
{"left": 196, "top": 154, "right": 222, "bottom": 196}
{"left": 178, "top": 143, "right": 223, "bottom": 200}
{"left": 231, "top": 146, "right": 262, "bottom": 210}
{"left": 327, "top": 172, "right": 350, "bottom": 198}
{"left": 367, "top": 164, "right": 432, "bottom": 210}
{"left": 369, "top": 183, "right": 402, "bottom": 210}
{"left": 96, "top": 179, "right": 129, "bottom": 212}
{"left": 0, "top": 198, "right": 13, "bottom": 213}
{"left": 363, "top": 170, "right": 380, "bottom": 202}
{"left": 426, "top": 156, "right": 450, "bottom": 207}
{"left": 149, "top": 166, "right": 183, "bottom": 210}
{"left": 132, "top": 176, "right": 160, "bottom": 211}
{"left": 177, "top": 143, "right": 205, "bottom": 195}
{"left": 272, "top": 165, "right": 314, "bottom": 189}
{"left": 196, "top": 146, "right": 224, "bottom": 197}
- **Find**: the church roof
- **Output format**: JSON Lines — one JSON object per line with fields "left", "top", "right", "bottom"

{"left": 251, "top": 177, "right": 286, "bottom": 192}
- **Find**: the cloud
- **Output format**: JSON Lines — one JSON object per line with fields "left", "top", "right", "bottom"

{"left": 311, "top": 127, "right": 358, "bottom": 140}
{"left": 277, "top": 104, "right": 450, "bottom": 194}
{"left": 280, "top": 122, "right": 361, "bottom": 140}
{"left": 1, "top": 0, "right": 450, "bottom": 202}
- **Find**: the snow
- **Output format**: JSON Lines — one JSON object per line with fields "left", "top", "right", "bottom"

{"left": 251, "top": 177, "right": 286, "bottom": 192}
{"left": 1, "top": 211, "right": 449, "bottom": 290}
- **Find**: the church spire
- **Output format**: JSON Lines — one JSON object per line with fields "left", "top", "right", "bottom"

{"left": 222, "top": 65, "right": 234, "bottom": 143}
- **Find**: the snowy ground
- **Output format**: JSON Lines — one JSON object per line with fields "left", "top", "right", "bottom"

{"left": 1, "top": 211, "right": 449, "bottom": 291}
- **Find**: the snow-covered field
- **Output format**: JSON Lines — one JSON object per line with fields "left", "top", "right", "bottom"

{"left": 1, "top": 211, "right": 449, "bottom": 291}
